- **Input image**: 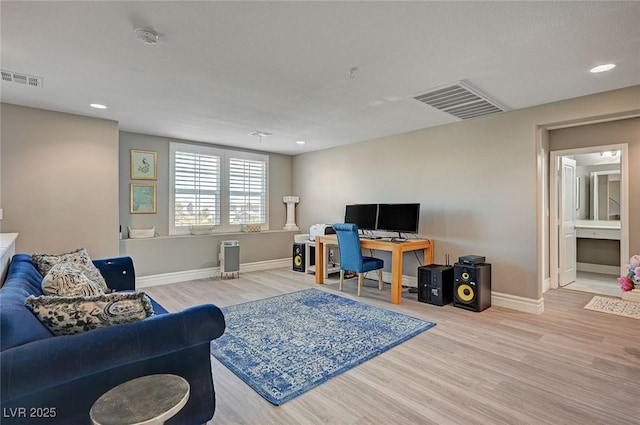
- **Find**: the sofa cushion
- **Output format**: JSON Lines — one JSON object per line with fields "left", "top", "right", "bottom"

{"left": 25, "top": 292, "right": 154, "bottom": 336}
{"left": 32, "top": 247, "right": 110, "bottom": 293}
{"left": 41, "top": 263, "right": 105, "bottom": 297}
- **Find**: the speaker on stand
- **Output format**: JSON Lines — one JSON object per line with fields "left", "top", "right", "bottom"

{"left": 293, "top": 243, "right": 305, "bottom": 272}
{"left": 453, "top": 256, "right": 491, "bottom": 312}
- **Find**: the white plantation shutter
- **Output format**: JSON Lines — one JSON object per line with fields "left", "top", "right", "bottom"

{"left": 228, "top": 156, "right": 267, "bottom": 224}
{"left": 170, "top": 142, "right": 269, "bottom": 234}
{"left": 174, "top": 149, "right": 221, "bottom": 228}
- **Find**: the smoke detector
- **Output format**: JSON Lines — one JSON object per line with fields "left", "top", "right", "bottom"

{"left": 248, "top": 130, "right": 272, "bottom": 138}
{"left": 134, "top": 28, "right": 159, "bottom": 44}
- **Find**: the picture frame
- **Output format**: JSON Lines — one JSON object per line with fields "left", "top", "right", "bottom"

{"left": 130, "top": 183, "right": 157, "bottom": 214}
{"left": 130, "top": 149, "right": 157, "bottom": 180}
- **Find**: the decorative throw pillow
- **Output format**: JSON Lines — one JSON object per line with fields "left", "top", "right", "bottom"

{"left": 32, "top": 247, "right": 110, "bottom": 293}
{"left": 41, "top": 263, "right": 105, "bottom": 297}
{"left": 25, "top": 292, "right": 154, "bottom": 336}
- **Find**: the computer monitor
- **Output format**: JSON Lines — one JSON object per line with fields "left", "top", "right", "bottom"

{"left": 376, "top": 203, "right": 420, "bottom": 233}
{"left": 344, "top": 204, "right": 378, "bottom": 230}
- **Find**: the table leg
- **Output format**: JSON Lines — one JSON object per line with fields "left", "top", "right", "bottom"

{"left": 315, "top": 240, "right": 325, "bottom": 284}
{"left": 424, "top": 240, "right": 434, "bottom": 265}
{"left": 390, "top": 246, "right": 403, "bottom": 304}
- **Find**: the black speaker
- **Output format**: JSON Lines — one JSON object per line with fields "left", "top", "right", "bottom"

{"left": 453, "top": 262, "right": 491, "bottom": 312}
{"left": 417, "top": 264, "right": 453, "bottom": 306}
{"left": 292, "top": 243, "right": 305, "bottom": 272}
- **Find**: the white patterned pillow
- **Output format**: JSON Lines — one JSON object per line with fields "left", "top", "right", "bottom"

{"left": 41, "top": 263, "right": 105, "bottom": 297}
{"left": 32, "top": 247, "right": 110, "bottom": 293}
{"left": 25, "top": 292, "right": 154, "bottom": 336}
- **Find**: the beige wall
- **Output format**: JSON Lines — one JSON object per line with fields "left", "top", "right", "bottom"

{"left": 292, "top": 86, "right": 640, "bottom": 302}
{"left": 549, "top": 117, "right": 640, "bottom": 257}
{"left": 0, "top": 104, "right": 120, "bottom": 258}
{"left": 119, "top": 231, "right": 297, "bottom": 276}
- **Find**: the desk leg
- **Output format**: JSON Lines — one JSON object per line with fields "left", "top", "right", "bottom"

{"left": 390, "top": 246, "right": 403, "bottom": 304}
{"left": 424, "top": 240, "right": 434, "bottom": 265}
{"left": 315, "top": 240, "right": 325, "bottom": 284}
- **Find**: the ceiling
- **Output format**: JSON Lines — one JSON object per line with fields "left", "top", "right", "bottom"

{"left": 1, "top": 1, "right": 639, "bottom": 155}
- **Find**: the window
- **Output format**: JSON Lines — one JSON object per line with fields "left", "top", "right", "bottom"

{"left": 170, "top": 143, "right": 269, "bottom": 234}
{"left": 228, "top": 156, "right": 267, "bottom": 225}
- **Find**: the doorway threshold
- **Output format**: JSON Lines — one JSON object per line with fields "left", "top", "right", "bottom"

{"left": 563, "top": 271, "right": 621, "bottom": 298}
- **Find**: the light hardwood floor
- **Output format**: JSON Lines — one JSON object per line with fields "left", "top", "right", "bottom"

{"left": 143, "top": 269, "right": 640, "bottom": 425}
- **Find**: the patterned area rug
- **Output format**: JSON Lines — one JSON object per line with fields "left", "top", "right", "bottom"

{"left": 210, "top": 288, "right": 435, "bottom": 405}
{"left": 584, "top": 295, "right": 640, "bottom": 319}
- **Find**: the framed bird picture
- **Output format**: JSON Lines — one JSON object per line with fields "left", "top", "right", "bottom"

{"left": 130, "top": 149, "right": 157, "bottom": 180}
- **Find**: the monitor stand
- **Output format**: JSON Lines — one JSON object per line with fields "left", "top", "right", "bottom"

{"left": 390, "top": 232, "right": 406, "bottom": 242}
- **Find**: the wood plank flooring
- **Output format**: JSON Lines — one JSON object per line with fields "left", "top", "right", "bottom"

{"left": 143, "top": 269, "right": 640, "bottom": 425}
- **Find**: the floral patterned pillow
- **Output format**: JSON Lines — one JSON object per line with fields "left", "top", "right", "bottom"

{"left": 25, "top": 292, "right": 154, "bottom": 336}
{"left": 41, "top": 263, "right": 105, "bottom": 297}
{"left": 32, "top": 247, "right": 110, "bottom": 293}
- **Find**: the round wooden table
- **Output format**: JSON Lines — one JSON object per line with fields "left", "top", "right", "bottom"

{"left": 90, "top": 374, "right": 190, "bottom": 425}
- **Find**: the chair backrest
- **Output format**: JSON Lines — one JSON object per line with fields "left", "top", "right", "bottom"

{"left": 332, "top": 223, "right": 364, "bottom": 273}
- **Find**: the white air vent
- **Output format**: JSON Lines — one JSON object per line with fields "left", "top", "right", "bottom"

{"left": 1, "top": 70, "right": 43, "bottom": 88}
{"left": 413, "top": 81, "right": 505, "bottom": 120}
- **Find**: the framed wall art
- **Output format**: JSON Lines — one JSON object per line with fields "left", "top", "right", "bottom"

{"left": 130, "top": 183, "right": 157, "bottom": 214}
{"left": 130, "top": 149, "right": 157, "bottom": 180}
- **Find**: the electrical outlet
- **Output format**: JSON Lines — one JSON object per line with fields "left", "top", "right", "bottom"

{"left": 0, "top": 208, "right": 3, "bottom": 220}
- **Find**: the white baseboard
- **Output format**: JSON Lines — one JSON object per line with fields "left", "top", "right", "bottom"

{"left": 577, "top": 262, "right": 619, "bottom": 275}
{"left": 136, "top": 258, "right": 290, "bottom": 288}
{"left": 385, "top": 271, "right": 417, "bottom": 287}
{"left": 491, "top": 291, "right": 544, "bottom": 315}
{"left": 379, "top": 273, "right": 542, "bottom": 314}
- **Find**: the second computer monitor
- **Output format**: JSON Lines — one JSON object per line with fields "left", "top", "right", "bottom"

{"left": 376, "top": 203, "right": 420, "bottom": 233}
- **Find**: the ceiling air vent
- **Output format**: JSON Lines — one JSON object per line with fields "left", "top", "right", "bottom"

{"left": 413, "top": 81, "right": 506, "bottom": 120}
{"left": 1, "top": 70, "right": 43, "bottom": 88}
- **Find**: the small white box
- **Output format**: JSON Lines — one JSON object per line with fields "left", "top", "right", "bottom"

{"left": 128, "top": 226, "right": 155, "bottom": 239}
{"left": 294, "top": 234, "right": 309, "bottom": 243}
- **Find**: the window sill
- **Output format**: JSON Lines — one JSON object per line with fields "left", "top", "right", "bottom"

{"left": 120, "top": 229, "right": 299, "bottom": 241}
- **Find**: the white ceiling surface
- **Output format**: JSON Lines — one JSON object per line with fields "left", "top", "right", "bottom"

{"left": 1, "top": 1, "right": 640, "bottom": 155}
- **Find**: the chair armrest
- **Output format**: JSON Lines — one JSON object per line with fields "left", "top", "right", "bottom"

{"left": 93, "top": 256, "right": 135, "bottom": 291}
{"left": 1, "top": 303, "right": 225, "bottom": 402}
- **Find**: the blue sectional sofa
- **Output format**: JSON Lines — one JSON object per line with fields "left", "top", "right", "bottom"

{"left": 0, "top": 254, "right": 226, "bottom": 425}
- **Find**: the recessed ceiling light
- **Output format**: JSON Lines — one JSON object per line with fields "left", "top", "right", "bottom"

{"left": 90, "top": 103, "right": 107, "bottom": 109}
{"left": 296, "top": 140, "right": 306, "bottom": 145}
{"left": 590, "top": 63, "right": 616, "bottom": 73}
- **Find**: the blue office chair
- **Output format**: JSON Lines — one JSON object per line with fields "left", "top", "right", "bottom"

{"left": 332, "top": 223, "right": 384, "bottom": 297}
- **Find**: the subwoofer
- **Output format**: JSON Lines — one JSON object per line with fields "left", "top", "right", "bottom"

{"left": 417, "top": 264, "right": 453, "bottom": 306}
{"left": 453, "top": 262, "right": 491, "bottom": 312}
{"left": 292, "top": 243, "right": 305, "bottom": 272}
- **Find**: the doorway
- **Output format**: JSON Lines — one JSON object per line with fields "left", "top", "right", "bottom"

{"left": 549, "top": 144, "right": 629, "bottom": 297}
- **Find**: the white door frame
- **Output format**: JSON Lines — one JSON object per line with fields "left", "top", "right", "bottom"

{"left": 548, "top": 144, "right": 629, "bottom": 290}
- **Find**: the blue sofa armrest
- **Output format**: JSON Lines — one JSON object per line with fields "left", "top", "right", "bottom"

{"left": 93, "top": 256, "right": 135, "bottom": 291}
{"left": 1, "top": 303, "right": 225, "bottom": 402}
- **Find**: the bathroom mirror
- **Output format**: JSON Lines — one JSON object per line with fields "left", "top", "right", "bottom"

{"left": 590, "top": 170, "right": 620, "bottom": 220}
{"left": 574, "top": 152, "right": 620, "bottom": 221}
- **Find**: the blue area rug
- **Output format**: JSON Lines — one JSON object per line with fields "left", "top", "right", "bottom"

{"left": 210, "top": 288, "right": 436, "bottom": 405}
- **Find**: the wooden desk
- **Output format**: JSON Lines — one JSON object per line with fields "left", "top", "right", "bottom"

{"left": 315, "top": 235, "right": 433, "bottom": 304}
